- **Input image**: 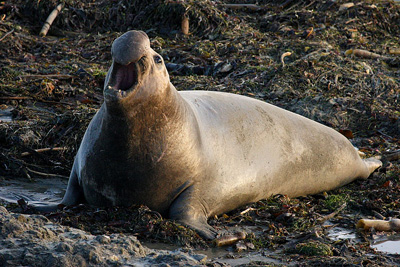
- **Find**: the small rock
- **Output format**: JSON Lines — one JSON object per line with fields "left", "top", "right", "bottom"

{"left": 0, "top": 206, "right": 9, "bottom": 214}
{"left": 191, "top": 253, "right": 207, "bottom": 263}
{"left": 235, "top": 241, "right": 247, "bottom": 252}
{"left": 245, "top": 242, "right": 255, "bottom": 250}
{"left": 56, "top": 242, "right": 73, "bottom": 253}
{"left": 95, "top": 235, "right": 111, "bottom": 244}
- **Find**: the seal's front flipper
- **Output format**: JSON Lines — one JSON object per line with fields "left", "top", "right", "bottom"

{"left": 169, "top": 187, "right": 217, "bottom": 240}
{"left": 34, "top": 169, "right": 84, "bottom": 213}
{"left": 60, "top": 169, "right": 85, "bottom": 206}
{"left": 33, "top": 203, "right": 63, "bottom": 213}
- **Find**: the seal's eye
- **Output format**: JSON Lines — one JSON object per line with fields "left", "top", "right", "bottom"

{"left": 154, "top": 55, "right": 162, "bottom": 64}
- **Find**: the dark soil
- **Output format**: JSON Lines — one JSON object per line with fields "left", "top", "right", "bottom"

{"left": 1, "top": 0, "right": 399, "bottom": 266}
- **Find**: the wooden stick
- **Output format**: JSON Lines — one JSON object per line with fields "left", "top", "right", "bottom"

{"left": 25, "top": 166, "right": 68, "bottom": 178}
{"left": 21, "top": 147, "right": 67, "bottom": 157}
{"left": 39, "top": 3, "right": 63, "bottom": 37}
{"left": 240, "top": 207, "right": 256, "bottom": 215}
{"left": 214, "top": 232, "right": 247, "bottom": 247}
{"left": 317, "top": 203, "right": 347, "bottom": 223}
{"left": 0, "top": 29, "right": 14, "bottom": 42}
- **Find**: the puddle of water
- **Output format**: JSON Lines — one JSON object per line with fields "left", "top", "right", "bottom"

{"left": 211, "top": 251, "right": 287, "bottom": 266}
{"left": 144, "top": 241, "right": 286, "bottom": 266}
{"left": 0, "top": 177, "right": 66, "bottom": 206}
{"left": 328, "top": 226, "right": 356, "bottom": 241}
{"left": 0, "top": 116, "right": 13, "bottom": 122}
{"left": 0, "top": 108, "right": 14, "bottom": 122}
{"left": 371, "top": 235, "right": 400, "bottom": 255}
{"left": 327, "top": 224, "right": 400, "bottom": 255}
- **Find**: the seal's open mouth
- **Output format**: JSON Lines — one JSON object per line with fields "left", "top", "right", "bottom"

{"left": 105, "top": 62, "right": 139, "bottom": 99}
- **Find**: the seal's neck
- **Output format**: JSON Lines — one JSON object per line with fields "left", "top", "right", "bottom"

{"left": 104, "top": 83, "right": 197, "bottom": 159}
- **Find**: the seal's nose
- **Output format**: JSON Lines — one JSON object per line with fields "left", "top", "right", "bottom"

{"left": 111, "top": 30, "right": 150, "bottom": 65}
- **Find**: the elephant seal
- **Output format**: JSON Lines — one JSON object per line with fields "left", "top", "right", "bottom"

{"left": 56, "top": 30, "right": 381, "bottom": 239}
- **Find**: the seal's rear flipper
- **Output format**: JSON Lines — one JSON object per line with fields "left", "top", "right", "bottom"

{"left": 169, "top": 187, "right": 217, "bottom": 240}
{"left": 175, "top": 216, "right": 217, "bottom": 240}
{"left": 361, "top": 157, "right": 382, "bottom": 179}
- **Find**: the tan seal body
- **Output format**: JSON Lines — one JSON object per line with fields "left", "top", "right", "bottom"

{"left": 57, "top": 30, "right": 381, "bottom": 239}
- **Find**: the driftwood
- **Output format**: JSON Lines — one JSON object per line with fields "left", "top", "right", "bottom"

{"left": 39, "top": 3, "right": 63, "bottom": 37}
{"left": 357, "top": 218, "right": 400, "bottom": 232}
{"left": 181, "top": 13, "right": 189, "bottom": 35}
{"left": 214, "top": 232, "right": 247, "bottom": 247}
{"left": 345, "top": 48, "right": 390, "bottom": 60}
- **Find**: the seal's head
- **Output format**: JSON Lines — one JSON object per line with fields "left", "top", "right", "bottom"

{"left": 104, "top": 30, "right": 169, "bottom": 107}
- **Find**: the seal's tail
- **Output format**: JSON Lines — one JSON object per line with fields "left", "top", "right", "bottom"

{"left": 362, "top": 157, "right": 382, "bottom": 177}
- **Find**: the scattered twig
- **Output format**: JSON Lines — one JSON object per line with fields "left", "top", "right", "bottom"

{"left": 377, "top": 130, "right": 394, "bottom": 140}
{"left": 240, "top": 207, "right": 256, "bottom": 215}
{"left": 0, "top": 29, "right": 14, "bottom": 42}
{"left": 317, "top": 203, "right": 347, "bottom": 223}
{"left": 26, "top": 166, "right": 68, "bottom": 178}
{"left": 221, "top": 4, "right": 262, "bottom": 11}
{"left": 339, "top": 3, "right": 355, "bottom": 11}
{"left": 0, "top": 96, "right": 32, "bottom": 100}
{"left": 383, "top": 150, "right": 400, "bottom": 162}
{"left": 280, "top": 52, "right": 292, "bottom": 67}
{"left": 280, "top": 0, "right": 294, "bottom": 9}
{"left": 305, "top": 27, "right": 313, "bottom": 39}
{"left": 17, "top": 74, "right": 73, "bottom": 80}
{"left": 165, "top": 63, "right": 207, "bottom": 76}
{"left": 21, "top": 147, "right": 67, "bottom": 157}
{"left": 40, "top": 3, "right": 63, "bottom": 37}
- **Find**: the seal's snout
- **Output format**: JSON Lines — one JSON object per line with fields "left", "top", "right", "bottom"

{"left": 111, "top": 30, "right": 150, "bottom": 65}
{"left": 104, "top": 30, "right": 151, "bottom": 100}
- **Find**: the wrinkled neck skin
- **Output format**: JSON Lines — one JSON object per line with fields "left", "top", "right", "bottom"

{"left": 103, "top": 80, "right": 197, "bottom": 164}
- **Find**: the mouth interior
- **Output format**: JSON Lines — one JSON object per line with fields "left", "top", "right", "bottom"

{"left": 110, "top": 62, "right": 138, "bottom": 91}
